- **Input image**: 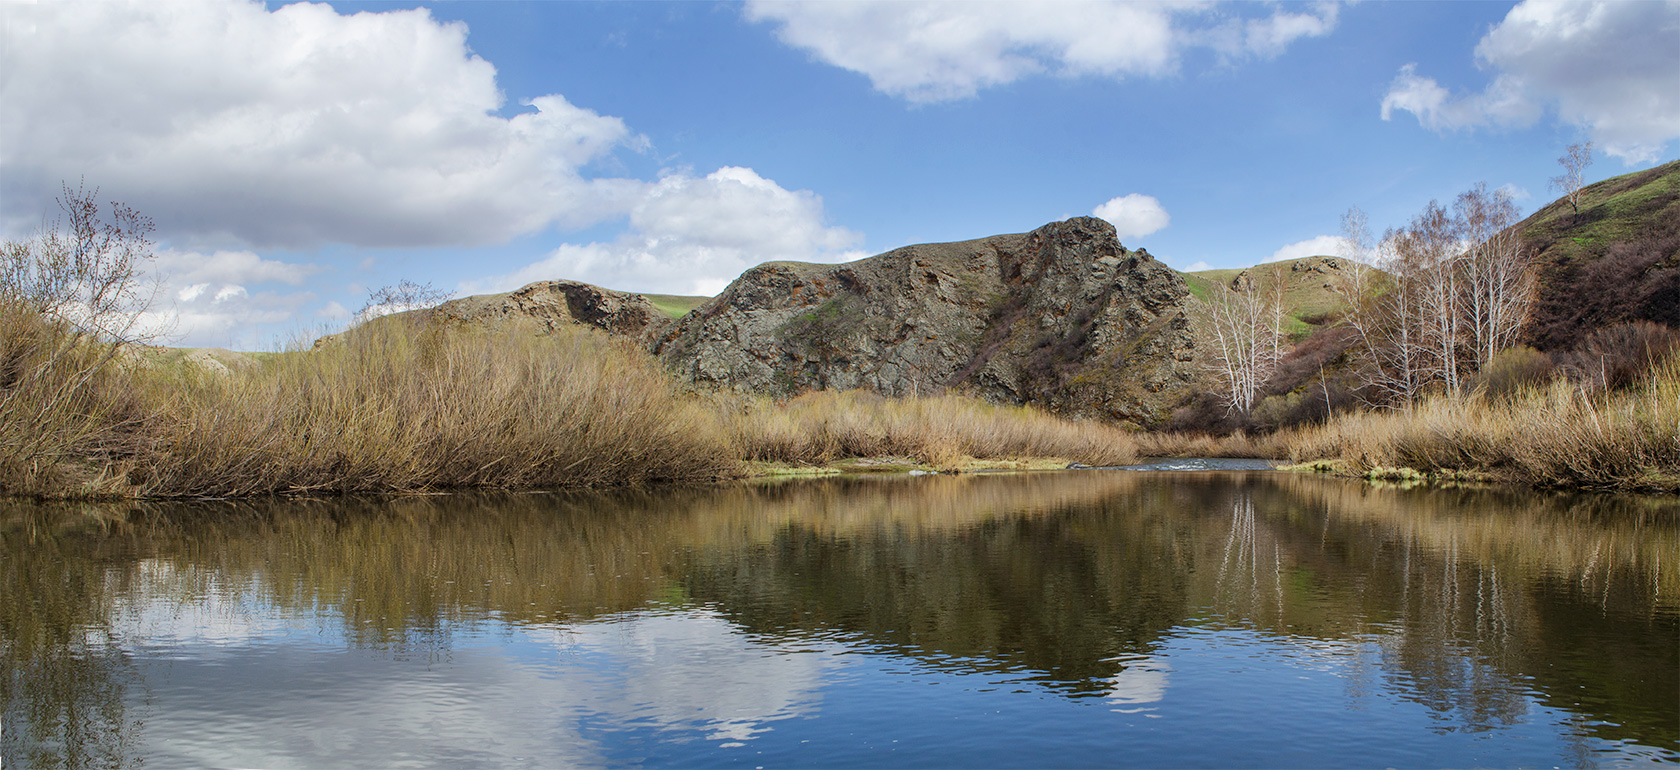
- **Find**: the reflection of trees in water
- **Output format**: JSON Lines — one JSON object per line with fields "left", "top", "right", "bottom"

{"left": 1376, "top": 535, "right": 1531, "bottom": 733}
{"left": 1, "top": 473, "right": 1676, "bottom": 762}
{"left": 1212, "top": 490, "right": 1285, "bottom": 625}
{"left": 1245, "top": 477, "right": 1677, "bottom": 750}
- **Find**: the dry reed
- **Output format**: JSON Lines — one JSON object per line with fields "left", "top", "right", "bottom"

{"left": 131, "top": 320, "right": 739, "bottom": 497}
{"left": 715, "top": 389, "right": 1138, "bottom": 469}
{"left": 1280, "top": 356, "right": 1680, "bottom": 491}
{"left": 1132, "top": 430, "right": 1280, "bottom": 459}
{"left": 4, "top": 305, "right": 1145, "bottom": 498}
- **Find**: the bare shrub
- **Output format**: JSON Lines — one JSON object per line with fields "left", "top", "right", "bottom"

{"left": 0, "top": 184, "right": 159, "bottom": 497}
{"left": 1558, "top": 321, "right": 1680, "bottom": 390}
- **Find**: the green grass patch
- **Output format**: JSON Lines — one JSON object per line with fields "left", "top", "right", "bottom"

{"left": 643, "top": 293, "right": 711, "bottom": 320}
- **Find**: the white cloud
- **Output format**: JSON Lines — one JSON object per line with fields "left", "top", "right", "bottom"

{"left": 140, "top": 248, "right": 324, "bottom": 346}
{"left": 1092, "top": 194, "right": 1171, "bottom": 241}
{"left": 1238, "top": 3, "right": 1339, "bottom": 58}
{"left": 1, "top": 0, "right": 645, "bottom": 249}
{"left": 1183, "top": 260, "right": 1214, "bottom": 272}
{"left": 1265, "top": 235, "right": 1342, "bottom": 263}
{"left": 744, "top": 1, "right": 1339, "bottom": 103}
{"left": 1497, "top": 182, "right": 1531, "bottom": 202}
{"left": 1380, "top": 0, "right": 1680, "bottom": 163}
{"left": 465, "top": 167, "right": 865, "bottom": 297}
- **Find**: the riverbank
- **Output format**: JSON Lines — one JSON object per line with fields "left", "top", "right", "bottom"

{"left": 1274, "top": 354, "right": 1680, "bottom": 494}
{"left": 5, "top": 302, "right": 1675, "bottom": 499}
{"left": 0, "top": 311, "right": 1140, "bottom": 500}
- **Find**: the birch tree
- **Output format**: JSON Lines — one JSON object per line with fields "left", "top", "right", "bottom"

{"left": 1331, "top": 187, "right": 1537, "bottom": 408}
{"left": 1332, "top": 207, "right": 1421, "bottom": 407}
{"left": 1404, "top": 201, "right": 1466, "bottom": 396}
{"left": 1198, "top": 268, "right": 1287, "bottom": 415}
{"left": 1455, "top": 183, "right": 1534, "bottom": 371}
{"left": 1549, "top": 142, "right": 1592, "bottom": 216}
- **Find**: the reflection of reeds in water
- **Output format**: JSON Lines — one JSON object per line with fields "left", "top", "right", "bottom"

{"left": 3, "top": 473, "right": 1676, "bottom": 761}
{"left": 1262, "top": 474, "right": 1680, "bottom": 613}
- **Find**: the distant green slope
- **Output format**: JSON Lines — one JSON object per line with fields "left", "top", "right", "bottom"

{"left": 1179, "top": 257, "right": 1360, "bottom": 339}
{"left": 643, "top": 293, "right": 712, "bottom": 320}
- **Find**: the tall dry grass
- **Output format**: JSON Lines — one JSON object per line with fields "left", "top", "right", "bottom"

{"left": 3, "top": 305, "right": 1145, "bottom": 498}
{"left": 0, "top": 304, "right": 150, "bottom": 498}
{"left": 130, "top": 320, "right": 738, "bottom": 497}
{"left": 1132, "top": 430, "right": 1281, "bottom": 459}
{"left": 1280, "top": 356, "right": 1680, "bottom": 491}
{"left": 715, "top": 389, "right": 1138, "bottom": 468}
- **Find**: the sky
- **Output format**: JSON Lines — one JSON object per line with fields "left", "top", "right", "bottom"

{"left": 3, "top": 0, "right": 1677, "bottom": 349}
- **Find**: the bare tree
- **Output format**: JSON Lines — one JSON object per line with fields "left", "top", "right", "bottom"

{"left": 1455, "top": 183, "right": 1534, "bottom": 371}
{"left": 1332, "top": 208, "right": 1454, "bottom": 407}
{"left": 356, "top": 279, "right": 453, "bottom": 325}
{"left": 1, "top": 183, "right": 161, "bottom": 494}
{"left": 1331, "top": 206, "right": 1416, "bottom": 406}
{"left": 1333, "top": 187, "right": 1539, "bottom": 408}
{"left": 1405, "top": 200, "right": 1467, "bottom": 396}
{"left": 1197, "top": 267, "right": 1286, "bottom": 415}
{"left": 1, "top": 180, "right": 159, "bottom": 345}
{"left": 1549, "top": 141, "right": 1592, "bottom": 216}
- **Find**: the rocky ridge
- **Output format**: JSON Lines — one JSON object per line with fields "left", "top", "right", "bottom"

{"left": 653, "top": 217, "right": 1197, "bottom": 427}
{"left": 429, "top": 279, "right": 671, "bottom": 345}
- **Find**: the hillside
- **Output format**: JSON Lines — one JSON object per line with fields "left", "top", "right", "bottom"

{"left": 321, "top": 279, "right": 684, "bottom": 349}
{"left": 1521, "top": 159, "right": 1680, "bottom": 349}
{"left": 1183, "top": 257, "right": 1359, "bottom": 337}
{"left": 643, "top": 293, "right": 712, "bottom": 320}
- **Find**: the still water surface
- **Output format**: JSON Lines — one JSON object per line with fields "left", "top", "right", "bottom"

{"left": 2, "top": 471, "right": 1676, "bottom": 768}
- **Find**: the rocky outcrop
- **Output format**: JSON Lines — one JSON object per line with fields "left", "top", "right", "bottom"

{"left": 431, "top": 280, "right": 671, "bottom": 344}
{"left": 654, "top": 217, "right": 1197, "bottom": 427}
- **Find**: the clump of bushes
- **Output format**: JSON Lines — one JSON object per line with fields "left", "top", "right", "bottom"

{"left": 135, "top": 321, "right": 740, "bottom": 497}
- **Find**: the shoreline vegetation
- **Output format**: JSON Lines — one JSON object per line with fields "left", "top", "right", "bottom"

{"left": 3, "top": 303, "right": 1675, "bottom": 500}
{"left": 1, "top": 309, "right": 1153, "bottom": 499}
{"left": 3, "top": 178, "right": 1675, "bottom": 501}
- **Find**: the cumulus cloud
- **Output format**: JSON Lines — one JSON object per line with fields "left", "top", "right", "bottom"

{"left": 465, "top": 167, "right": 866, "bottom": 297}
{"left": 1264, "top": 235, "right": 1343, "bottom": 263}
{"left": 744, "top": 1, "right": 1339, "bottom": 103}
{"left": 1, "top": 0, "right": 645, "bottom": 249}
{"left": 1092, "top": 194, "right": 1171, "bottom": 241}
{"left": 1380, "top": 0, "right": 1680, "bottom": 163}
{"left": 137, "top": 248, "right": 324, "bottom": 347}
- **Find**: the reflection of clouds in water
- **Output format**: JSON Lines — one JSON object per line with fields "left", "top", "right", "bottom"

{"left": 113, "top": 559, "right": 308, "bottom": 653}
{"left": 106, "top": 589, "right": 831, "bottom": 767}
{"left": 539, "top": 609, "right": 834, "bottom": 745}
{"left": 1105, "top": 655, "right": 1170, "bottom": 715}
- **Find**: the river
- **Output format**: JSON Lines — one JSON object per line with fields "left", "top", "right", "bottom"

{"left": 2, "top": 470, "right": 1675, "bottom": 768}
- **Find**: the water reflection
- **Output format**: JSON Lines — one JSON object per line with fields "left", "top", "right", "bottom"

{"left": 2, "top": 473, "right": 1675, "bottom": 767}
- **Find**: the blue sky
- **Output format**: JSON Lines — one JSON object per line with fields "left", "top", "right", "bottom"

{"left": 4, "top": 0, "right": 1677, "bottom": 348}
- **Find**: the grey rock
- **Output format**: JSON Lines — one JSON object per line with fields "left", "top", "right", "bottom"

{"left": 433, "top": 280, "right": 671, "bottom": 344}
{"left": 654, "top": 217, "right": 1197, "bottom": 428}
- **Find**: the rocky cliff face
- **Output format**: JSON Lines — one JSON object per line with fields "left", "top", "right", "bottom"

{"left": 654, "top": 217, "right": 1196, "bottom": 427}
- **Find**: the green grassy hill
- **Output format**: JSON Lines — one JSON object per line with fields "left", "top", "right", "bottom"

{"left": 1182, "top": 257, "right": 1359, "bottom": 339}
{"left": 642, "top": 293, "right": 712, "bottom": 320}
{"left": 1521, "top": 158, "right": 1679, "bottom": 349}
